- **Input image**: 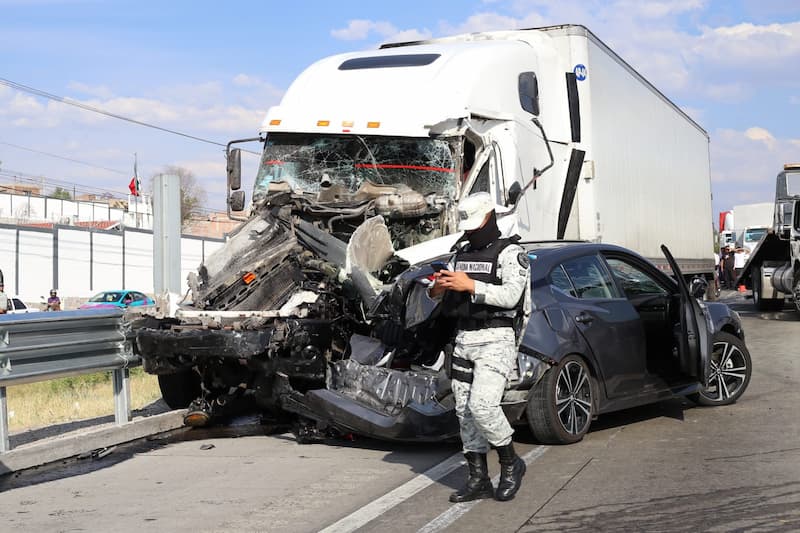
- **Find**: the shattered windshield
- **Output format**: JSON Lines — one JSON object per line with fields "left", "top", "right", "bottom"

{"left": 253, "top": 133, "right": 457, "bottom": 203}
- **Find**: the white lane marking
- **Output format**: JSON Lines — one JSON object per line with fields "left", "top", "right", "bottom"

{"left": 319, "top": 451, "right": 466, "bottom": 533}
{"left": 417, "top": 446, "right": 549, "bottom": 533}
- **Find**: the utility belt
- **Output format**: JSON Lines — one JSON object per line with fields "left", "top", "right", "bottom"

{"left": 456, "top": 317, "right": 514, "bottom": 331}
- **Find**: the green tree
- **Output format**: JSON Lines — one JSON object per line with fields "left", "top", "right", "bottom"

{"left": 50, "top": 187, "right": 72, "bottom": 200}
{"left": 152, "top": 165, "right": 208, "bottom": 224}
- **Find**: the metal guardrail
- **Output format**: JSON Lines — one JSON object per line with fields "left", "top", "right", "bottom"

{"left": 0, "top": 309, "right": 138, "bottom": 453}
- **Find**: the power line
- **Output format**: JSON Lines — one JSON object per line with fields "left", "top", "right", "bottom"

{"left": 0, "top": 77, "right": 228, "bottom": 148}
{"left": 0, "top": 140, "right": 128, "bottom": 175}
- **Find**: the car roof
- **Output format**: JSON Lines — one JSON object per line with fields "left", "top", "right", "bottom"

{"left": 521, "top": 240, "right": 639, "bottom": 258}
{"left": 520, "top": 240, "right": 666, "bottom": 275}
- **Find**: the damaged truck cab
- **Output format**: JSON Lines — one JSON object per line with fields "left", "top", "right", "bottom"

{"left": 137, "top": 25, "right": 717, "bottom": 439}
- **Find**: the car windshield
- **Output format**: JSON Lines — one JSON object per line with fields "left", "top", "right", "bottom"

{"left": 744, "top": 228, "right": 767, "bottom": 242}
{"left": 253, "top": 133, "right": 457, "bottom": 204}
{"left": 89, "top": 291, "right": 123, "bottom": 303}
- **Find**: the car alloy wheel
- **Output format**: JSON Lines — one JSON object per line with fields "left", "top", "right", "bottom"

{"left": 691, "top": 332, "right": 751, "bottom": 406}
{"left": 527, "top": 354, "right": 594, "bottom": 444}
{"left": 555, "top": 360, "right": 593, "bottom": 436}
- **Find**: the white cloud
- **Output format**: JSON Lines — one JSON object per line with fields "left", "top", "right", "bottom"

{"left": 615, "top": 0, "right": 706, "bottom": 18}
{"left": 440, "top": 11, "right": 547, "bottom": 35}
{"left": 0, "top": 86, "right": 267, "bottom": 135}
{"left": 331, "top": 20, "right": 397, "bottom": 40}
{"left": 709, "top": 126, "right": 797, "bottom": 208}
{"left": 331, "top": 19, "right": 433, "bottom": 43}
{"left": 692, "top": 21, "right": 800, "bottom": 68}
{"left": 744, "top": 126, "right": 777, "bottom": 148}
{"left": 66, "top": 81, "right": 114, "bottom": 99}
{"left": 711, "top": 127, "right": 794, "bottom": 184}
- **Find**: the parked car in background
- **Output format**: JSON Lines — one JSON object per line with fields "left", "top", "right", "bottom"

{"left": 79, "top": 290, "right": 155, "bottom": 310}
{"left": 7, "top": 296, "right": 33, "bottom": 314}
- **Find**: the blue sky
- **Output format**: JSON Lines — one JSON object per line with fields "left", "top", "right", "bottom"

{"left": 1, "top": 0, "right": 799, "bottom": 222}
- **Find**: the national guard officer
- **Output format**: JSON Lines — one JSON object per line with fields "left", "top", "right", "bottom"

{"left": 430, "top": 192, "right": 531, "bottom": 502}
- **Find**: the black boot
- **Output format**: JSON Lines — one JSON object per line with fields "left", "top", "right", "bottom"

{"left": 495, "top": 443, "right": 526, "bottom": 501}
{"left": 449, "top": 452, "right": 494, "bottom": 503}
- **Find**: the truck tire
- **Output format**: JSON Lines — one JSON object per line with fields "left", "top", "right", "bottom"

{"left": 158, "top": 369, "right": 202, "bottom": 409}
{"left": 753, "top": 273, "right": 784, "bottom": 311}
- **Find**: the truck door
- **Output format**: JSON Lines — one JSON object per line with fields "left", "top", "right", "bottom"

{"left": 661, "top": 245, "right": 711, "bottom": 385}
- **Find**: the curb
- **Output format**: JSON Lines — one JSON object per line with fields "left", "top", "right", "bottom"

{"left": 0, "top": 409, "right": 187, "bottom": 475}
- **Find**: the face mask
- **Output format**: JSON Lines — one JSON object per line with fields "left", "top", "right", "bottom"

{"left": 465, "top": 211, "right": 500, "bottom": 249}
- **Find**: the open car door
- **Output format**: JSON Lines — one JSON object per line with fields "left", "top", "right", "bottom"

{"left": 661, "top": 245, "right": 711, "bottom": 386}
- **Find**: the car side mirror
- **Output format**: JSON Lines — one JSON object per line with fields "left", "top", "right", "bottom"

{"left": 227, "top": 149, "right": 242, "bottom": 191}
{"left": 229, "top": 190, "right": 246, "bottom": 212}
{"left": 689, "top": 277, "right": 708, "bottom": 299}
{"left": 507, "top": 182, "right": 522, "bottom": 207}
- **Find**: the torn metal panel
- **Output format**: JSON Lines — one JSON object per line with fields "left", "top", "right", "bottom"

{"left": 329, "top": 359, "right": 449, "bottom": 416}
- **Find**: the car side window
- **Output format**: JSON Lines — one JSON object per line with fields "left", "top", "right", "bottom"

{"left": 561, "top": 255, "right": 620, "bottom": 299}
{"left": 549, "top": 265, "right": 577, "bottom": 298}
{"left": 12, "top": 298, "right": 25, "bottom": 310}
{"left": 605, "top": 258, "right": 668, "bottom": 298}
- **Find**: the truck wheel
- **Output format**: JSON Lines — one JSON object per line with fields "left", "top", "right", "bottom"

{"left": 689, "top": 332, "right": 751, "bottom": 406}
{"left": 753, "top": 273, "right": 784, "bottom": 311}
{"left": 526, "top": 355, "right": 594, "bottom": 444}
{"left": 158, "top": 369, "right": 202, "bottom": 409}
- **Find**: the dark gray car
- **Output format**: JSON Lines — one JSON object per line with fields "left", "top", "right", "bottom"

{"left": 273, "top": 242, "right": 750, "bottom": 444}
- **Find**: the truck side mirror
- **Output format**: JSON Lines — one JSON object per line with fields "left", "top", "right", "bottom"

{"left": 229, "top": 190, "right": 246, "bottom": 212}
{"left": 507, "top": 182, "right": 522, "bottom": 207}
{"left": 227, "top": 149, "right": 242, "bottom": 191}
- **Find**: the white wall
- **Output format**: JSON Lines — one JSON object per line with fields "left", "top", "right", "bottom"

{"left": 57, "top": 228, "right": 92, "bottom": 297}
{"left": 0, "top": 223, "right": 224, "bottom": 302}
{"left": 0, "top": 192, "right": 132, "bottom": 225}
{"left": 17, "top": 230, "right": 53, "bottom": 299}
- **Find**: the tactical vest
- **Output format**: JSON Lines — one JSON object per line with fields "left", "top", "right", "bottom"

{"left": 441, "top": 238, "right": 519, "bottom": 325}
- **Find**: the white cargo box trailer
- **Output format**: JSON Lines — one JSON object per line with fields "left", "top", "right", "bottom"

{"left": 540, "top": 26, "right": 713, "bottom": 275}
{"left": 241, "top": 25, "right": 714, "bottom": 278}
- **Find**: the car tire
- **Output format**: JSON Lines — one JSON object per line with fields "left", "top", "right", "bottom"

{"left": 526, "top": 354, "right": 594, "bottom": 444}
{"left": 158, "top": 369, "right": 202, "bottom": 409}
{"left": 689, "top": 332, "right": 751, "bottom": 406}
{"left": 753, "top": 273, "right": 784, "bottom": 311}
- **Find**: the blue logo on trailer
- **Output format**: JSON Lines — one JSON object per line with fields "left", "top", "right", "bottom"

{"left": 574, "top": 64, "right": 587, "bottom": 81}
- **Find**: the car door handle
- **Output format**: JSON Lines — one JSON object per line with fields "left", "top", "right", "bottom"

{"left": 574, "top": 312, "right": 594, "bottom": 324}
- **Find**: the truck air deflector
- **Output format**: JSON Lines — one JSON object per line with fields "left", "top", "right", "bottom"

{"left": 338, "top": 54, "right": 441, "bottom": 70}
{"left": 566, "top": 72, "right": 581, "bottom": 143}
{"left": 557, "top": 149, "right": 586, "bottom": 240}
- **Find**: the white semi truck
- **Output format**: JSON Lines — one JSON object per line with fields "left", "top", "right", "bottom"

{"left": 139, "top": 25, "right": 717, "bottom": 420}
{"left": 227, "top": 24, "right": 715, "bottom": 278}
{"left": 732, "top": 202, "right": 773, "bottom": 253}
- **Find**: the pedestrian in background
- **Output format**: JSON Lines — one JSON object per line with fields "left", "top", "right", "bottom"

{"left": 47, "top": 289, "right": 62, "bottom": 311}
{"left": 722, "top": 245, "right": 736, "bottom": 290}
{"left": 429, "top": 192, "right": 531, "bottom": 503}
{"left": 734, "top": 247, "right": 748, "bottom": 281}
